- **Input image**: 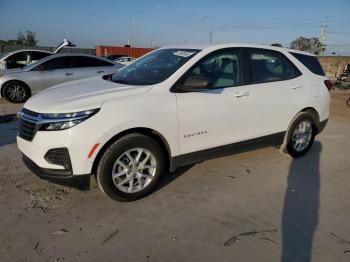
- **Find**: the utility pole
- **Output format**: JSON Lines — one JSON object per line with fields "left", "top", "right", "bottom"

{"left": 320, "top": 17, "right": 327, "bottom": 44}
{"left": 209, "top": 30, "right": 213, "bottom": 43}
{"left": 132, "top": 9, "right": 142, "bottom": 47}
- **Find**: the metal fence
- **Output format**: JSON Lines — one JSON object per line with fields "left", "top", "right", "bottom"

{"left": 0, "top": 44, "right": 95, "bottom": 55}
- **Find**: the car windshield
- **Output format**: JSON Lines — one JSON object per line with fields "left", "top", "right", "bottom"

{"left": 111, "top": 48, "right": 200, "bottom": 85}
{"left": 0, "top": 52, "right": 9, "bottom": 59}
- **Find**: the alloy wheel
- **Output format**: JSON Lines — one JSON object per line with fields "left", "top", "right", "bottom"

{"left": 291, "top": 120, "right": 313, "bottom": 152}
{"left": 6, "top": 84, "right": 26, "bottom": 102}
{"left": 111, "top": 148, "right": 157, "bottom": 193}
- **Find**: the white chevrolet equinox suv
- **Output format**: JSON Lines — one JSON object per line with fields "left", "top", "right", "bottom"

{"left": 17, "top": 44, "right": 331, "bottom": 201}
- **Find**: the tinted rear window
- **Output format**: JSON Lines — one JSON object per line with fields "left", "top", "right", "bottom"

{"left": 71, "top": 56, "right": 100, "bottom": 68}
{"left": 290, "top": 52, "right": 325, "bottom": 76}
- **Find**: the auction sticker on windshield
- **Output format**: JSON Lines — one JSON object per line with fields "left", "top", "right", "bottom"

{"left": 173, "top": 51, "right": 195, "bottom": 57}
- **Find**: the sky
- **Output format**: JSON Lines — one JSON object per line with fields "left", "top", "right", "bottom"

{"left": 0, "top": 0, "right": 349, "bottom": 55}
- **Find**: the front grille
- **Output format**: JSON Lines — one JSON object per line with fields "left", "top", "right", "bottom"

{"left": 18, "top": 118, "right": 37, "bottom": 141}
{"left": 44, "top": 148, "right": 71, "bottom": 170}
{"left": 18, "top": 108, "right": 39, "bottom": 141}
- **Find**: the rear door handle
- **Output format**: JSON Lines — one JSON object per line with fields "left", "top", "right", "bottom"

{"left": 97, "top": 70, "right": 104, "bottom": 74}
{"left": 65, "top": 72, "right": 74, "bottom": 76}
{"left": 234, "top": 91, "right": 250, "bottom": 97}
{"left": 291, "top": 84, "right": 302, "bottom": 89}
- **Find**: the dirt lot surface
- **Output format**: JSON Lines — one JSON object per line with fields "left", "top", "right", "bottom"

{"left": 0, "top": 90, "right": 349, "bottom": 262}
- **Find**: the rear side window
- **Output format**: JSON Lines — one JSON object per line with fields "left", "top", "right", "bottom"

{"left": 290, "top": 52, "right": 325, "bottom": 76}
{"left": 248, "top": 49, "right": 300, "bottom": 84}
{"left": 71, "top": 56, "right": 100, "bottom": 68}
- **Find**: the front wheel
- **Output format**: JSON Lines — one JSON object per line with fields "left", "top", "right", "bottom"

{"left": 3, "top": 81, "right": 30, "bottom": 103}
{"left": 285, "top": 112, "right": 317, "bottom": 158}
{"left": 96, "top": 133, "right": 166, "bottom": 201}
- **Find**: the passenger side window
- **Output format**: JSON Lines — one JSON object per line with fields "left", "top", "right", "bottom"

{"left": 71, "top": 56, "right": 100, "bottom": 68}
{"left": 6, "top": 52, "right": 29, "bottom": 69}
{"left": 249, "top": 49, "right": 300, "bottom": 84}
{"left": 39, "top": 57, "right": 71, "bottom": 70}
{"left": 187, "top": 49, "right": 242, "bottom": 89}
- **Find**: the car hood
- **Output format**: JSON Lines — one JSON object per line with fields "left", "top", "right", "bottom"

{"left": 23, "top": 76, "right": 152, "bottom": 113}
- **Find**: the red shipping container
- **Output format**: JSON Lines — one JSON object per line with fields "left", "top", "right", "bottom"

{"left": 96, "top": 46, "right": 155, "bottom": 58}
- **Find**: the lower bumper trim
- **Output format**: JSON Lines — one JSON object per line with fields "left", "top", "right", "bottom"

{"left": 23, "top": 154, "right": 73, "bottom": 178}
{"left": 22, "top": 154, "right": 90, "bottom": 188}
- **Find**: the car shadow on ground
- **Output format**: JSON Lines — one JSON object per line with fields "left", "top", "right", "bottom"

{"left": 281, "top": 141, "right": 322, "bottom": 262}
{"left": 0, "top": 115, "right": 18, "bottom": 147}
{"left": 155, "top": 164, "right": 195, "bottom": 192}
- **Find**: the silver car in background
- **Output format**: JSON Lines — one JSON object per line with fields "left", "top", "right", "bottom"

{"left": 0, "top": 54, "right": 123, "bottom": 103}
{"left": 0, "top": 38, "right": 75, "bottom": 71}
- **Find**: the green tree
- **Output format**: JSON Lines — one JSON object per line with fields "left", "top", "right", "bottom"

{"left": 16, "top": 31, "right": 39, "bottom": 47}
{"left": 289, "top": 36, "right": 325, "bottom": 55}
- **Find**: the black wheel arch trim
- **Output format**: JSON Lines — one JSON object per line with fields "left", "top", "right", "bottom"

{"left": 92, "top": 127, "right": 172, "bottom": 175}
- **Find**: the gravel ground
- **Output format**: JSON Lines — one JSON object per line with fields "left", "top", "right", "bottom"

{"left": 0, "top": 89, "right": 349, "bottom": 262}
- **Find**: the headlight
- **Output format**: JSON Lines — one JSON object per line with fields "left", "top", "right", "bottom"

{"left": 39, "top": 108, "right": 99, "bottom": 131}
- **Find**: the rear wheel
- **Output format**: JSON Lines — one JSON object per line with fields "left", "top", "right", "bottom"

{"left": 285, "top": 112, "right": 317, "bottom": 158}
{"left": 3, "top": 81, "right": 30, "bottom": 103}
{"left": 96, "top": 133, "right": 165, "bottom": 201}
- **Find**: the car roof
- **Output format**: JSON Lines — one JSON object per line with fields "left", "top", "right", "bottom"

{"left": 47, "top": 53, "right": 99, "bottom": 58}
{"left": 161, "top": 43, "right": 315, "bottom": 56}
{"left": 37, "top": 53, "right": 107, "bottom": 63}
{"left": 5, "top": 49, "right": 52, "bottom": 55}
{"left": 22, "top": 53, "right": 116, "bottom": 70}
{"left": 0, "top": 49, "right": 52, "bottom": 60}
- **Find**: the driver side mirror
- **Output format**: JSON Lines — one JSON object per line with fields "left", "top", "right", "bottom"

{"left": 177, "top": 75, "right": 212, "bottom": 92}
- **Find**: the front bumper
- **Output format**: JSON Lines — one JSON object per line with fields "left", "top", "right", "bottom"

{"left": 22, "top": 154, "right": 90, "bottom": 186}
{"left": 17, "top": 118, "right": 104, "bottom": 176}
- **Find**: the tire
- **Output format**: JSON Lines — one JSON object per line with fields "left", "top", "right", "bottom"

{"left": 3, "top": 81, "right": 30, "bottom": 103}
{"left": 285, "top": 112, "right": 317, "bottom": 158}
{"left": 96, "top": 133, "right": 166, "bottom": 201}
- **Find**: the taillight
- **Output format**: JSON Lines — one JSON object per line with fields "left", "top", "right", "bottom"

{"left": 324, "top": 80, "right": 333, "bottom": 92}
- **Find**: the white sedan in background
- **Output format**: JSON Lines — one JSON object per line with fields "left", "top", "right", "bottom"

{"left": 114, "top": 56, "right": 136, "bottom": 65}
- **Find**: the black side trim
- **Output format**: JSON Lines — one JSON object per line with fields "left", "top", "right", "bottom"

{"left": 170, "top": 132, "right": 285, "bottom": 171}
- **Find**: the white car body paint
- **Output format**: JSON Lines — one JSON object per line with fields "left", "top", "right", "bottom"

{"left": 17, "top": 43, "right": 330, "bottom": 176}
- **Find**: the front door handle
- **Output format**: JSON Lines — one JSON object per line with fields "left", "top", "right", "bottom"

{"left": 97, "top": 70, "right": 104, "bottom": 74}
{"left": 234, "top": 91, "right": 250, "bottom": 97}
{"left": 291, "top": 84, "right": 302, "bottom": 89}
{"left": 65, "top": 72, "right": 74, "bottom": 76}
